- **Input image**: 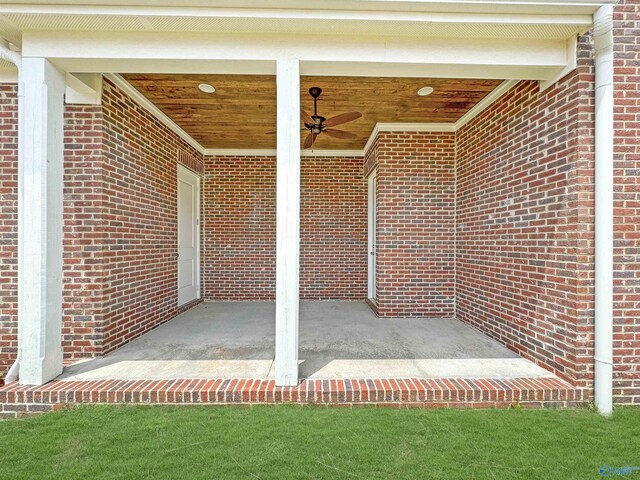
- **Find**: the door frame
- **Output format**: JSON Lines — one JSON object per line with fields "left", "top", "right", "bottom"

{"left": 367, "top": 169, "right": 377, "bottom": 300}
{"left": 177, "top": 163, "right": 201, "bottom": 306}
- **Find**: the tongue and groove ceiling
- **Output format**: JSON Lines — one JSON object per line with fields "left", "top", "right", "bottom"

{"left": 121, "top": 74, "right": 502, "bottom": 150}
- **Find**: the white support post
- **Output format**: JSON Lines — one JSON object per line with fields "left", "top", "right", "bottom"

{"left": 593, "top": 5, "right": 614, "bottom": 417}
{"left": 274, "top": 56, "right": 300, "bottom": 386}
{"left": 18, "top": 57, "right": 66, "bottom": 385}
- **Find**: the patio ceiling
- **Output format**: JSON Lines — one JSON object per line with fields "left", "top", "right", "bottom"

{"left": 121, "top": 74, "right": 502, "bottom": 150}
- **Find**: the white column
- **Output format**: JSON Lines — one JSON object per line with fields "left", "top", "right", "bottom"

{"left": 593, "top": 5, "right": 614, "bottom": 417}
{"left": 18, "top": 58, "right": 66, "bottom": 385}
{"left": 274, "top": 57, "right": 301, "bottom": 386}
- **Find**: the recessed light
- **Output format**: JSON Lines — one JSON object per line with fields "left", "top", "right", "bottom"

{"left": 198, "top": 83, "right": 216, "bottom": 94}
{"left": 417, "top": 86, "right": 434, "bottom": 96}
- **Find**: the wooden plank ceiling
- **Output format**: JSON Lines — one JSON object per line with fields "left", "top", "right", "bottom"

{"left": 122, "top": 74, "right": 502, "bottom": 150}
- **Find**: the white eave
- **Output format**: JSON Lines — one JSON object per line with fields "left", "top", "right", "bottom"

{"left": 0, "top": 0, "right": 614, "bottom": 134}
{"left": 0, "top": 0, "right": 616, "bottom": 15}
{"left": 0, "top": 0, "right": 615, "bottom": 48}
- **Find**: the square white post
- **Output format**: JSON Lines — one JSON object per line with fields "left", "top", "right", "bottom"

{"left": 274, "top": 57, "right": 301, "bottom": 386}
{"left": 18, "top": 58, "right": 66, "bottom": 385}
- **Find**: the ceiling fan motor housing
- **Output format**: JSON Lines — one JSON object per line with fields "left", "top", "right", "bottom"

{"left": 308, "top": 87, "right": 322, "bottom": 98}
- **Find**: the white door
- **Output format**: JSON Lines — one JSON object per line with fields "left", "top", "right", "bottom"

{"left": 177, "top": 165, "right": 200, "bottom": 306}
{"left": 367, "top": 172, "right": 377, "bottom": 300}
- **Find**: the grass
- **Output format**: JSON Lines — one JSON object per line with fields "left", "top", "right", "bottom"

{"left": 1, "top": 406, "right": 639, "bottom": 479}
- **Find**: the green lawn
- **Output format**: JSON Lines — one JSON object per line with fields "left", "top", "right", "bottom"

{"left": 1, "top": 406, "right": 639, "bottom": 479}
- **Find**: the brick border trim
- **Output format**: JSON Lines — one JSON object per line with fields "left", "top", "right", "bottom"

{"left": 0, "top": 376, "right": 582, "bottom": 417}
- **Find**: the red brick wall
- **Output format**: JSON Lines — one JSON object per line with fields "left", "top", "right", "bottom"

{"left": 363, "top": 136, "right": 378, "bottom": 178}
{"left": 63, "top": 104, "right": 107, "bottom": 361}
{"left": 455, "top": 39, "right": 596, "bottom": 395}
{"left": 373, "top": 132, "right": 457, "bottom": 318}
{"left": 202, "top": 155, "right": 367, "bottom": 300}
{"left": 1, "top": 87, "right": 111, "bottom": 371}
{"left": 0, "top": 78, "right": 205, "bottom": 379}
{"left": 1, "top": 7, "right": 639, "bottom": 405}
{"left": 202, "top": 155, "right": 276, "bottom": 300}
{"left": 301, "top": 156, "right": 367, "bottom": 299}
{"left": 613, "top": 0, "right": 640, "bottom": 405}
{"left": 454, "top": 3, "right": 640, "bottom": 406}
{"left": 100, "top": 79, "right": 204, "bottom": 353}
{"left": 0, "top": 87, "right": 107, "bottom": 372}
{"left": 0, "top": 84, "right": 18, "bottom": 378}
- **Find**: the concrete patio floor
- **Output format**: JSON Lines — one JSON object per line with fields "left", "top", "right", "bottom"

{"left": 59, "top": 301, "right": 554, "bottom": 381}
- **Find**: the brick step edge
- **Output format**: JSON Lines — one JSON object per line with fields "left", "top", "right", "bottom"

{"left": 0, "top": 377, "right": 583, "bottom": 417}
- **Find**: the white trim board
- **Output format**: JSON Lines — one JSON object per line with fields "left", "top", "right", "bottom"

{"left": 203, "top": 149, "right": 365, "bottom": 157}
{"left": 455, "top": 79, "right": 519, "bottom": 129}
{"left": 105, "top": 76, "right": 518, "bottom": 158}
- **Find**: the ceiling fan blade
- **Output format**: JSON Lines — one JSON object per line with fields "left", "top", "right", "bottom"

{"left": 323, "top": 128, "right": 358, "bottom": 140}
{"left": 301, "top": 109, "right": 315, "bottom": 125}
{"left": 323, "top": 111, "right": 362, "bottom": 128}
{"left": 303, "top": 132, "right": 316, "bottom": 149}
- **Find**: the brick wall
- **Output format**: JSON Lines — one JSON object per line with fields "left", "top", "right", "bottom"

{"left": 373, "top": 132, "right": 456, "bottom": 318}
{"left": 0, "top": 84, "right": 18, "bottom": 377}
{"left": 202, "top": 155, "right": 367, "bottom": 301}
{"left": 0, "top": 78, "right": 205, "bottom": 379}
{"left": 0, "top": 88, "right": 109, "bottom": 370}
{"left": 63, "top": 104, "right": 107, "bottom": 361}
{"left": 100, "top": 79, "right": 204, "bottom": 353}
{"left": 613, "top": 0, "right": 640, "bottom": 405}
{"left": 454, "top": 2, "right": 640, "bottom": 406}
{"left": 1, "top": 6, "right": 639, "bottom": 405}
{"left": 202, "top": 155, "right": 276, "bottom": 300}
{"left": 455, "top": 39, "right": 596, "bottom": 396}
{"left": 301, "top": 156, "right": 367, "bottom": 300}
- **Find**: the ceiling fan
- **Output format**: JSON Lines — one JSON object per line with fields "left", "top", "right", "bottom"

{"left": 267, "top": 87, "right": 363, "bottom": 149}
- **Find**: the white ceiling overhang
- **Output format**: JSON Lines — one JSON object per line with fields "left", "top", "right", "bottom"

{"left": 0, "top": 1, "right": 612, "bottom": 46}
{"left": 0, "top": 1, "right": 615, "bottom": 153}
{"left": 0, "top": 1, "right": 614, "bottom": 86}
{"left": 0, "top": 0, "right": 616, "bottom": 16}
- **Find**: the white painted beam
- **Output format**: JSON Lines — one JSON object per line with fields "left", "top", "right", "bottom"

{"left": 22, "top": 31, "right": 571, "bottom": 82}
{"left": 19, "top": 57, "right": 66, "bottom": 385}
{"left": 47, "top": 58, "right": 559, "bottom": 82}
{"left": 65, "top": 72, "right": 103, "bottom": 105}
{"left": 21, "top": 30, "right": 567, "bottom": 65}
{"left": 274, "top": 56, "right": 301, "bottom": 387}
{"left": 0, "top": 4, "right": 601, "bottom": 21}
{"left": 539, "top": 36, "right": 578, "bottom": 91}
{"left": 65, "top": 72, "right": 98, "bottom": 94}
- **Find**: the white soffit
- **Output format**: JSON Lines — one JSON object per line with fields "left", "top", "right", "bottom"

{"left": 0, "top": 14, "right": 592, "bottom": 46}
{"left": 0, "top": 1, "right": 613, "bottom": 15}
{"left": 0, "top": 58, "right": 16, "bottom": 69}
